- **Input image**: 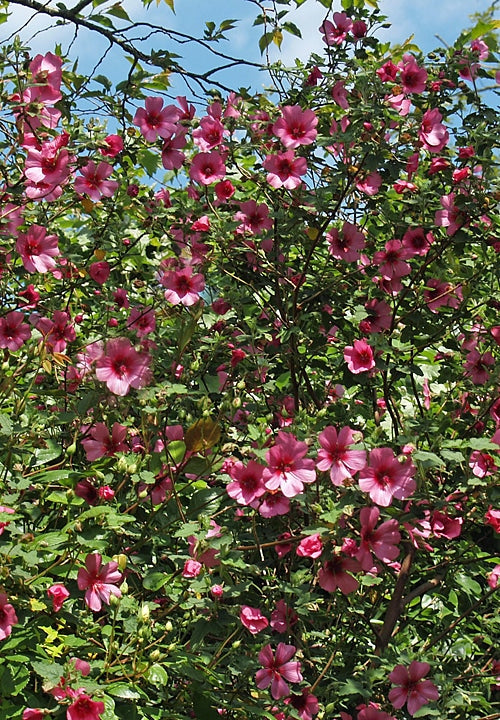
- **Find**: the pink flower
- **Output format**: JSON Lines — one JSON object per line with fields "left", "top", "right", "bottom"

{"left": 388, "top": 661, "right": 439, "bottom": 716}
{"left": 16, "top": 224, "right": 60, "bottom": 273}
{"left": 296, "top": 534, "right": 323, "bottom": 559}
{"left": 161, "top": 267, "right": 205, "bottom": 306}
{"left": 67, "top": 694, "right": 105, "bottom": 720}
{"left": 485, "top": 507, "right": 500, "bottom": 532}
{"left": 47, "top": 584, "right": 70, "bottom": 612}
{"left": 434, "top": 193, "right": 464, "bottom": 236}
{"left": 99, "top": 134, "right": 123, "bottom": 157}
{"left": 360, "top": 300, "right": 391, "bottom": 335}
{"left": 331, "top": 80, "right": 349, "bottom": 109}
{"left": 161, "top": 130, "right": 187, "bottom": 170}
{"left": 192, "top": 115, "right": 228, "bottom": 151}
{"left": 0, "top": 311, "right": 31, "bottom": 351}
{"left": 273, "top": 105, "right": 318, "bottom": 149}
{"left": 263, "top": 151, "right": 307, "bottom": 190}
{"left": 263, "top": 431, "right": 316, "bottom": 498}
{"left": 469, "top": 450, "right": 497, "bottom": 477}
{"left": 399, "top": 54, "right": 427, "bottom": 94}
{"left": 0, "top": 506, "right": 15, "bottom": 535}
{"left": 133, "top": 97, "right": 180, "bottom": 141}
{"left": 318, "top": 555, "right": 360, "bottom": 594}
{"left": 327, "top": 222, "right": 365, "bottom": 263}
{"left": 286, "top": 689, "right": 319, "bottom": 720}
{"left": 488, "top": 564, "right": 500, "bottom": 589}
{"left": 74, "top": 161, "right": 118, "bottom": 201}
{"left": 226, "top": 460, "right": 266, "bottom": 505}
{"left": 81, "top": 422, "right": 128, "bottom": 461}
{"left": 253, "top": 490, "right": 291, "bottom": 517}
{"left": 95, "top": 338, "right": 151, "bottom": 396}
{"left": 182, "top": 559, "right": 202, "bottom": 578}
{"left": 127, "top": 306, "right": 156, "bottom": 337}
{"left": 234, "top": 200, "right": 273, "bottom": 235}
{"left": 23, "top": 710, "right": 44, "bottom": 720}
{"left": 270, "top": 599, "right": 298, "bottom": 633}
{"left": 373, "top": 239, "right": 411, "bottom": 280}
{"left": 344, "top": 339, "right": 375, "bottom": 374}
{"left": 356, "top": 171, "right": 382, "bottom": 196}
{"left": 424, "top": 278, "right": 462, "bottom": 313}
{"left": 359, "top": 448, "right": 416, "bottom": 507}
{"left": 77, "top": 553, "right": 122, "bottom": 612}
{"left": 189, "top": 151, "right": 226, "bottom": 185}
{"left": 89, "top": 261, "right": 111, "bottom": 285}
{"left": 419, "top": 109, "right": 449, "bottom": 153}
{"left": 320, "top": 13, "right": 353, "bottom": 45}
{"left": 29, "top": 51, "right": 63, "bottom": 102}
{"left": 357, "top": 506, "right": 401, "bottom": 570}
{"left": 0, "top": 593, "right": 18, "bottom": 640}
{"left": 240, "top": 606, "right": 269, "bottom": 634}
{"left": 317, "top": 426, "right": 366, "bottom": 486}
{"left": 402, "top": 227, "right": 434, "bottom": 257}
{"left": 24, "top": 135, "right": 73, "bottom": 186}
{"left": 463, "top": 350, "right": 494, "bottom": 385}
{"left": 255, "top": 643, "right": 303, "bottom": 699}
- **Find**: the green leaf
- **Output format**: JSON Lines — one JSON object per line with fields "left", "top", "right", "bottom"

{"left": 143, "top": 572, "right": 170, "bottom": 591}
{"left": 107, "top": 683, "right": 141, "bottom": 699}
{"left": 413, "top": 450, "right": 444, "bottom": 468}
{"left": 147, "top": 663, "right": 168, "bottom": 685}
{"left": 106, "top": 3, "right": 131, "bottom": 21}
{"left": 259, "top": 32, "right": 274, "bottom": 54}
{"left": 0, "top": 413, "right": 13, "bottom": 435}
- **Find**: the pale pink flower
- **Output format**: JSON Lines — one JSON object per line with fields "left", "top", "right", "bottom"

{"left": 0, "top": 311, "right": 31, "bottom": 350}
{"left": 255, "top": 643, "right": 303, "bottom": 699}
{"left": 263, "top": 431, "right": 316, "bottom": 498}
{"left": 270, "top": 599, "right": 298, "bottom": 633}
{"left": 226, "top": 460, "right": 266, "bottom": 505}
{"left": 469, "top": 450, "right": 497, "bottom": 477}
{"left": 29, "top": 51, "right": 63, "bottom": 103}
{"left": 77, "top": 553, "right": 122, "bottom": 612}
{"left": 356, "top": 171, "right": 382, "bottom": 196}
{"left": 81, "top": 422, "right": 128, "bottom": 461}
{"left": 318, "top": 555, "right": 360, "bottom": 594}
{"left": 435, "top": 193, "right": 464, "bottom": 235}
{"left": 0, "top": 593, "right": 17, "bottom": 640}
{"left": 419, "top": 109, "right": 449, "bottom": 153}
{"left": 161, "top": 267, "right": 205, "bottom": 306}
{"left": 133, "top": 97, "right": 180, "bottom": 141}
{"left": 327, "top": 222, "right": 365, "bottom": 263}
{"left": 320, "top": 13, "right": 353, "bottom": 45}
{"left": 263, "top": 151, "right": 307, "bottom": 190}
{"left": 344, "top": 339, "right": 375, "bottom": 374}
{"left": 488, "top": 564, "right": 500, "bottom": 589}
{"left": 357, "top": 506, "right": 401, "bottom": 570}
{"left": 388, "top": 662, "right": 439, "bottom": 716}
{"left": 16, "top": 224, "right": 60, "bottom": 273}
{"left": 331, "top": 81, "right": 349, "bottom": 109}
{"left": 273, "top": 105, "right": 318, "bottom": 149}
{"left": 399, "top": 54, "right": 427, "bottom": 94}
{"left": 67, "top": 693, "right": 105, "bottom": 720}
{"left": 253, "top": 490, "right": 291, "bottom": 517}
{"left": 74, "top": 161, "right": 118, "bottom": 201}
{"left": 189, "top": 151, "right": 226, "bottom": 185}
{"left": 296, "top": 534, "right": 323, "bottom": 559}
{"left": 47, "top": 584, "right": 70, "bottom": 612}
{"left": 359, "top": 448, "right": 416, "bottom": 507}
{"left": 317, "top": 426, "right": 366, "bottom": 486}
{"left": 95, "top": 338, "right": 151, "bottom": 396}
{"left": 240, "top": 606, "right": 269, "bottom": 634}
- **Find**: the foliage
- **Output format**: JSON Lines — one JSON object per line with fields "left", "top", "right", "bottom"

{"left": 0, "top": 1, "right": 499, "bottom": 719}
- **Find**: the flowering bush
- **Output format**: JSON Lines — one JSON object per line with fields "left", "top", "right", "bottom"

{"left": 0, "top": 1, "right": 498, "bottom": 719}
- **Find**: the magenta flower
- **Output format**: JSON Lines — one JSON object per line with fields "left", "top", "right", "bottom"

{"left": 359, "top": 448, "right": 416, "bottom": 507}
{"left": 463, "top": 349, "right": 494, "bottom": 385}
{"left": 240, "top": 606, "right": 269, "bottom": 634}
{"left": 0, "top": 593, "right": 18, "bottom": 640}
{"left": 16, "top": 224, "right": 60, "bottom": 273}
{"left": 434, "top": 193, "right": 464, "bottom": 236}
{"left": 77, "top": 553, "right": 122, "bottom": 612}
{"left": 318, "top": 555, "right": 360, "bottom": 595}
{"left": 424, "top": 278, "right": 463, "bottom": 313}
{"left": 89, "top": 261, "right": 111, "bottom": 285}
{"left": 252, "top": 490, "right": 291, "bottom": 517}
{"left": 189, "top": 151, "right": 226, "bottom": 185}
{"left": 344, "top": 339, "right": 375, "bottom": 374}
{"left": 320, "top": 13, "right": 353, "bottom": 45}
{"left": 263, "top": 150, "right": 307, "bottom": 190}
{"left": 255, "top": 643, "right": 303, "bottom": 699}
{"left": 133, "top": 96, "right": 180, "bottom": 141}
{"left": 182, "top": 559, "right": 202, "bottom": 578}
{"left": 373, "top": 240, "right": 411, "bottom": 280}
{"left": 234, "top": 200, "right": 273, "bottom": 235}
{"left": 161, "top": 130, "right": 187, "bottom": 170}
{"left": 317, "top": 425, "right": 366, "bottom": 486}
{"left": 402, "top": 227, "right": 434, "bottom": 257}
{"left": 161, "top": 267, "right": 205, "bottom": 306}
{"left": 273, "top": 105, "right": 318, "bottom": 149}
{"left": 399, "top": 54, "right": 427, "bottom": 94}
{"left": 270, "top": 599, "right": 298, "bottom": 633}
{"left": 263, "top": 431, "right": 316, "bottom": 498}
{"left": 74, "top": 161, "right": 118, "bottom": 201}
{"left": 29, "top": 51, "right": 63, "bottom": 102}
{"left": 81, "top": 422, "right": 128, "bottom": 461}
{"left": 388, "top": 661, "right": 439, "bottom": 716}
{"left": 286, "top": 688, "right": 319, "bottom": 720}
{"left": 67, "top": 693, "right": 105, "bottom": 720}
{"left": 127, "top": 306, "right": 156, "bottom": 337}
{"left": 226, "top": 459, "right": 266, "bottom": 505}
{"left": 47, "top": 584, "right": 70, "bottom": 612}
{"left": 360, "top": 300, "right": 392, "bottom": 335}
{"left": 357, "top": 506, "right": 401, "bottom": 570}
{"left": 192, "top": 115, "right": 228, "bottom": 151}
{"left": 95, "top": 338, "right": 151, "bottom": 396}
{"left": 296, "top": 534, "right": 323, "bottom": 559}
{"left": 24, "top": 136, "right": 73, "bottom": 186}
{"left": 99, "top": 134, "right": 123, "bottom": 157}
{"left": 0, "top": 311, "right": 31, "bottom": 351}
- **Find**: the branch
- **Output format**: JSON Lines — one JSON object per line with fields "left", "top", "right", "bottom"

{"left": 375, "top": 545, "right": 414, "bottom": 654}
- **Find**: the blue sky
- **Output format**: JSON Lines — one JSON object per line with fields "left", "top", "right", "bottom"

{"left": 0, "top": 0, "right": 496, "bottom": 98}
